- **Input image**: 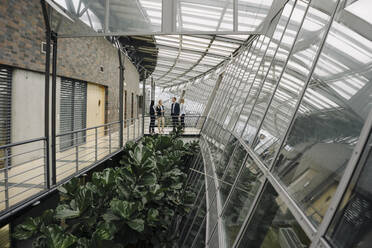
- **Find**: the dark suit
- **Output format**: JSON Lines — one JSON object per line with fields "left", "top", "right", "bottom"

{"left": 171, "top": 102, "right": 180, "bottom": 130}
{"left": 149, "top": 105, "right": 155, "bottom": 133}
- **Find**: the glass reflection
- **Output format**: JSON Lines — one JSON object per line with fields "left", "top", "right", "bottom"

{"left": 326, "top": 133, "right": 372, "bottom": 248}
{"left": 221, "top": 156, "right": 264, "bottom": 247}
{"left": 272, "top": 0, "right": 372, "bottom": 227}
{"left": 219, "top": 144, "right": 248, "bottom": 206}
{"left": 253, "top": 0, "right": 338, "bottom": 168}
{"left": 192, "top": 218, "right": 207, "bottom": 248}
{"left": 241, "top": 0, "right": 295, "bottom": 140}
{"left": 237, "top": 184, "right": 310, "bottom": 248}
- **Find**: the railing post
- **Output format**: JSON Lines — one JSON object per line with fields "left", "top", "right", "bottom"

{"left": 95, "top": 127, "right": 98, "bottom": 161}
{"left": 109, "top": 125, "right": 112, "bottom": 153}
{"left": 75, "top": 133, "right": 79, "bottom": 173}
{"left": 4, "top": 148, "right": 9, "bottom": 209}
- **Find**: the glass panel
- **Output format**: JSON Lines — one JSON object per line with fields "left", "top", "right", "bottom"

{"left": 221, "top": 156, "right": 264, "bottom": 247}
{"left": 209, "top": 226, "right": 220, "bottom": 248}
{"left": 237, "top": 184, "right": 310, "bottom": 248}
{"left": 223, "top": 51, "right": 252, "bottom": 130}
{"left": 239, "top": 0, "right": 295, "bottom": 139}
{"left": 238, "top": 34, "right": 271, "bottom": 133}
{"left": 51, "top": 0, "right": 162, "bottom": 35}
{"left": 272, "top": 0, "right": 372, "bottom": 227}
{"left": 239, "top": 0, "right": 303, "bottom": 140}
{"left": 219, "top": 144, "right": 247, "bottom": 206}
{"left": 326, "top": 133, "right": 372, "bottom": 248}
{"left": 214, "top": 138, "right": 238, "bottom": 180}
{"left": 183, "top": 200, "right": 207, "bottom": 247}
{"left": 208, "top": 195, "right": 218, "bottom": 241}
{"left": 192, "top": 218, "right": 207, "bottom": 248}
{"left": 238, "top": 0, "right": 273, "bottom": 32}
{"left": 254, "top": 0, "right": 338, "bottom": 167}
{"left": 216, "top": 58, "right": 244, "bottom": 123}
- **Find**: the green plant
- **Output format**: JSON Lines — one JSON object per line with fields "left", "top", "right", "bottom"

{"left": 14, "top": 134, "right": 199, "bottom": 248}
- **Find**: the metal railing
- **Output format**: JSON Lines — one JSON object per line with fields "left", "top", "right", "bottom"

{"left": 0, "top": 117, "right": 144, "bottom": 218}
{"left": 143, "top": 114, "right": 207, "bottom": 135}
{"left": 0, "top": 137, "right": 47, "bottom": 212}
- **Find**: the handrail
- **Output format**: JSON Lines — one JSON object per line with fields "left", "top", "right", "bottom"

{"left": 0, "top": 137, "right": 46, "bottom": 150}
{"left": 56, "top": 121, "right": 121, "bottom": 137}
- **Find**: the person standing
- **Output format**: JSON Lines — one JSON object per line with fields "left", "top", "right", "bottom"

{"left": 179, "top": 98, "right": 186, "bottom": 129}
{"left": 149, "top": 100, "right": 155, "bottom": 134}
{"left": 156, "top": 100, "right": 165, "bottom": 133}
{"left": 171, "top": 97, "right": 180, "bottom": 131}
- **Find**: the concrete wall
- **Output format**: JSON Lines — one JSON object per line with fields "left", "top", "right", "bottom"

{"left": 11, "top": 69, "right": 61, "bottom": 164}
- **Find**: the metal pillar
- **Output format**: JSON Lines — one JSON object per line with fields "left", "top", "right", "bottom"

{"left": 51, "top": 31, "right": 57, "bottom": 185}
{"left": 118, "top": 48, "right": 124, "bottom": 148}
{"left": 41, "top": 0, "right": 51, "bottom": 188}
{"left": 142, "top": 71, "right": 146, "bottom": 135}
{"left": 151, "top": 77, "right": 155, "bottom": 101}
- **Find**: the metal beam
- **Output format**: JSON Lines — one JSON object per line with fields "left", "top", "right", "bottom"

{"left": 104, "top": 0, "right": 110, "bottom": 33}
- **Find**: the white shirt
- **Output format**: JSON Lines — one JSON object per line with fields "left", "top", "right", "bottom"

{"left": 180, "top": 103, "right": 186, "bottom": 115}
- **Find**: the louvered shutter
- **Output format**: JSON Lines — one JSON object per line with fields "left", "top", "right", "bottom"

{"left": 60, "top": 79, "right": 74, "bottom": 150}
{"left": 73, "top": 81, "right": 87, "bottom": 145}
{"left": 60, "top": 78, "right": 87, "bottom": 150}
{"left": 0, "top": 66, "right": 12, "bottom": 169}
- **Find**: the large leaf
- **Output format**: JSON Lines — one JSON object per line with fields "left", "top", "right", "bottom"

{"left": 92, "top": 222, "right": 115, "bottom": 241}
{"left": 13, "top": 217, "right": 40, "bottom": 240}
{"left": 55, "top": 204, "right": 80, "bottom": 220}
{"left": 110, "top": 199, "right": 136, "bottom": 219}
{"left": 119, "top": 168, "right": 135, "bottom": 185}
{"left": 139, "top": 172, "right": 157, "bottom": 186}
{"left": 42, "top": 225, "right": 77, "bottom": 248}
{"left": 147, "top": 209, "right": 159, "bottom": 223}
{"left": 58, "top": 177, "right": 80, "bottom": 196}
{"left": 127, "top": 219, "right": 145, "bottom": 232}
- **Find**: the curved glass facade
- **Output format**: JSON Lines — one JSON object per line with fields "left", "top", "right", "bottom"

{"left": 180, "top": 0, "right": 372, "bottom": 247}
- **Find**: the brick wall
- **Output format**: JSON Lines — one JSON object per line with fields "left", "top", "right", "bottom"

{"left": 0, "top": 0, "right": 140, "bottom": 123}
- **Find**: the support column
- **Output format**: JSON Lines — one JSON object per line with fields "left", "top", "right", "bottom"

{"left": 180, "top": 89, "right": 186, "bottom": 99}
{"left": 41, "top": 0, "right": 51, "bottom": 188}
{"left": 51, "top": 31, "right": 57, "bottom": 185}
{"left": 118, "top": 49, "right": 124, "bottom": 148}
{"left": 151, "top": 77, "right": 155, "bottom": 101}
{"left": 142, "top": 71, "right": 146, "bottom": 135}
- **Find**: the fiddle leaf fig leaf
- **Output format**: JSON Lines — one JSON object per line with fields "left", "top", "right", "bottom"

{"left": 127, "top": 219, "right": 145, "bottom": 232}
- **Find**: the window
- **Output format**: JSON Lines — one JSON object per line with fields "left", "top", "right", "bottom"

{"left": 59, "top": 78, "right": 87, "bottom": 150}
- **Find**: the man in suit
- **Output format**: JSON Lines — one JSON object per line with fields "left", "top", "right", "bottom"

{"left": 171, "top": 97, "right": 180, "bottom": 131}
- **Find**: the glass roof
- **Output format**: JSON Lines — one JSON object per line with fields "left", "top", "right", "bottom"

{"left": 151, "top": 34, "right": 249, "bottom": 87}
{"left": 48, "top": 0, "right": 275, "bottom": 88}
{"left": 50, "top": 0, "right": 274, "bottom": 36}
